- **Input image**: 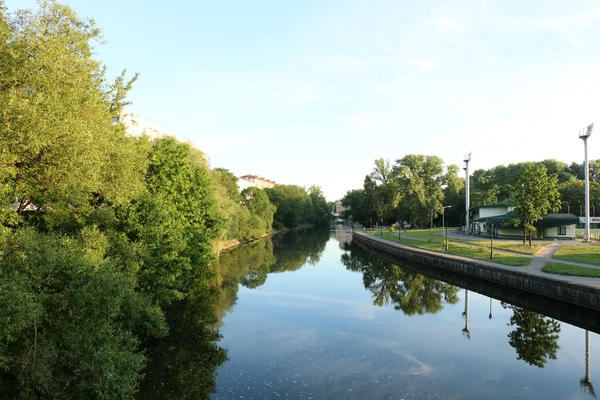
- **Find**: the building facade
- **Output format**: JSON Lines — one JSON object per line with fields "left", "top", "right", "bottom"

{"left": 118, "top": 113, "right": 174, "bottom": 139}
{"left": 238, "top": 175, "right": 277, "bottom": 191}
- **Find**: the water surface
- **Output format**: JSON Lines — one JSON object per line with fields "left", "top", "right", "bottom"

{"left": 143, "top": 229, "right": 600, "bottom": 399}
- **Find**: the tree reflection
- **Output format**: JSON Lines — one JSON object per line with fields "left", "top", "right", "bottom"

{"left": 271, "top": 228, "right": 329, "bottom": 272}
{"left": 341, "top": 244, "right": 459, "bottom": 315}
{"left": 137, "top": 268, "right": 228, "bottom": 399}
{"left": 502, "top": 303, "right": 561, "bottom": 368}
{"left": 138, "top": 230, "right": 330, "bottom": 398}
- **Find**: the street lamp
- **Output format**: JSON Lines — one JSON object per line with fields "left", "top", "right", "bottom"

{"left": 463, "top": 152, "right": 472, "bottom": 236}
{"left": 442, "top": 205, "right": 451, "bottom": 251}
{"left": 579, "top": 124, "right": 594, "bottom": 243}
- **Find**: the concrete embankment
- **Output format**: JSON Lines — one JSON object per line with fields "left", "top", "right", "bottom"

{"left": 353, "top": 230, "right": 600, "bottom": 312}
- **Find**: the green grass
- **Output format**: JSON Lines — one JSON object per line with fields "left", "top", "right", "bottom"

{"left": 370, "top": 228, "right": 543, "bottom": 255}
{"left": 542, "top": 262, "right": 600, "bottom": 278}
{"left": 483, "top": 242, "right": 545, "bottom": 255}
{"left": 552, "top": 245, "right": 600, "bottom": 266}
{"left": 370, "top": 231, "right": 530, "bottom": 267}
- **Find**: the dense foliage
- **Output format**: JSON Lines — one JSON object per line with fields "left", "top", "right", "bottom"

{"left": 0, "top": 1, "right": 329, "bottom": 397}
{"left": 266, "top": 184, "right": 331, "bottom": 230}
{"left": 341, "top": 155, "right": 598, "bottom": 230}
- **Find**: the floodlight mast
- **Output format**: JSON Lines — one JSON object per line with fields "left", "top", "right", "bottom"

{"left": 580, "top": 124, "right": 594, "bottom": 242}
{"left": 463, "top": 152, "right": 472, "bottom": 236}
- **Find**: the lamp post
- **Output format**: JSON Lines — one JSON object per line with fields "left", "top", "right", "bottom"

{"left": 442, "top": 205, "right": 451, "bottom": 251}
{"left": 579, "top": 124, "right": 594, "bottom": 243}
{"left": 463, "top": 152, "right": 472, "bottom": 236}
{"left": 490, "top": 223, "right": 494, "bottom": 259}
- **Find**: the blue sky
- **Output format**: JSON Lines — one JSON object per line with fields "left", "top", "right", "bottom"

{"left": 7, "top": 0, "right": 600, "bottom": 201}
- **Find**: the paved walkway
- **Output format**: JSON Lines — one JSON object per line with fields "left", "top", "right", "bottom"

{"left": 380, "top": 230, "right": 600, "bottom": 289}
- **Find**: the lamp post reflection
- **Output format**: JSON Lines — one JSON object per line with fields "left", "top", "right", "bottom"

{"left": 489, "top": 298, "right": 493, "bottom": 320}
{"left": 580, "top": 330, "right": 596, "bottom": 398}
{"left": 462, "top": 289, "right": 470, "bottom": 340}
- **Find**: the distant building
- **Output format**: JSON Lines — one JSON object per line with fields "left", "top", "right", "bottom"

{"left": 117, "top": 113, "right": 174, "bottom": 140}
{"left": 238, "top": 175, "right": 277, "bottom": 191}
{"left": 333, "top": 200, "right": 345, "bottom": 216}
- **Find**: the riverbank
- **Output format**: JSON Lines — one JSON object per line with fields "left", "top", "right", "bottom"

{"left": 353, "top": 230, "right": 600, "bottom": 311}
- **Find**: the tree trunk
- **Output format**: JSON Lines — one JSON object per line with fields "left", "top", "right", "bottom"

{"left": 528, "top": 229, "right": 532, "bottom": 247}
{"left": 523, "top": 229, "right": 526, "bottom": 245}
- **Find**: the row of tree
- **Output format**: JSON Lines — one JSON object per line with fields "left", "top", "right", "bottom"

{"left": 341, "top": 156, "right": 597, "bottom": 244}
{"left": 0, "top": 1, "right": 330, "bottom": 397}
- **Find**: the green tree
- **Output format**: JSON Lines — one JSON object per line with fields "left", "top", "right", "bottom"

{"left": 121, "top": 137, "right": 226, "bottom": 305}
{"left": 395, "top": 155, "right": 446, "bottom": 227}
{"left": 502, "top": 303, "right": 561, "bottom": 368}
{"left": 308, "top": 185, "right": 332, "bottom": 226}
{"left": 0, "top": 228, "right": 151, "bottom": 399}
{"left": 470, "top": 169, "right": 500, "bottom": 206}
{"left": 266, "top": 185, "right": 314, "bottom": 229}
{"left": 512, "top": 163, "right": 561, "bottom": 246}
{"left": 0, "top": 0, "right": 145, "bottom": 228}
{"left": 241, "top": 186, "right": 276, "bottom": 238}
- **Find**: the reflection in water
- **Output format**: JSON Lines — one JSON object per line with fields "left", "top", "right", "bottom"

{"left": 502, "top": 303, "right": 561, "bottom": 368}
{"left": 340, "top": 243, "right": 460, "bottom": 315}
{"left": 343, "top": 242, "right": 570, "bottom": 371}
{"left": 209, "top": 233, "right": 600, "bottom": 399}
{"left": 581, "top": 330, "right": 597, "bottom": 398}
{"left": 462, "top": 289, "right": 471, "bottom": 340}
{"left": 138, "top": 229, "right": 329, "bottom": 399}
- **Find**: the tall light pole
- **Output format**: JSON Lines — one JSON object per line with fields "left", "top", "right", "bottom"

{"left": 579, "top": 124, "right": 594, "bottom": 243}
{"left": 442, "top": 205, "right": 451, "bottom": 251}
{"left": 463, "top": 152, "right": 472, "bottom": 236}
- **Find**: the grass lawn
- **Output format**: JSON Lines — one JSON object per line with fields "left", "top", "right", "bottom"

{"left": 483, "top": 242, "right": 545, "bottom": 255}
{"left": 542, "top": 262, "right": 600, "bottom": 278}
{"left": 370, "top": 231, "right": 530, "bottom": 267}
{"left": 369, "top": 228, "right": 543, "bottom": 255}
{"left": 552, "top": 245, "right": 600, "bottom": 266}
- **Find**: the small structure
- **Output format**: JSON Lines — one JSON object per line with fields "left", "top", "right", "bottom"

{"left": 485, "top": 212, "right": 578, "bottom": 240}
{"left": 471, "top": 200, "right": 578, "bottom": 240}
{"left": 470, "top": 200, "right": 516, "bottom": 234}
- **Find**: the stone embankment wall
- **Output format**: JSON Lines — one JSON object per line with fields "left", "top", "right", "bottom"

{"left": 353, "top": 231, "right": 600, "bottom": 312}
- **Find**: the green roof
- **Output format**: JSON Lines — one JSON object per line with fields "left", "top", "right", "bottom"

{"left": 484, "top": 213, "right": 579, "bottom": 230}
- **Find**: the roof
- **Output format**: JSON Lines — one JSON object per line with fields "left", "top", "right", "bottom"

{"left": 470, "top": 199, "right": 515, "bottom": 211}
{"left": 239, "top": 174, "right": 277, "bottom": 184}
{"left": 485, "top": 213, "right": 579, "bottom": 230}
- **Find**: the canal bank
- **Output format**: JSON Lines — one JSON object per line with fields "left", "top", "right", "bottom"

{"left": 353, "top": 230, "right": 600, "bottom": 312}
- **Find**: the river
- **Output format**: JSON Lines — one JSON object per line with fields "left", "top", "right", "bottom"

{"left": 139, "top": 228, "right": 600, "bottom": 399}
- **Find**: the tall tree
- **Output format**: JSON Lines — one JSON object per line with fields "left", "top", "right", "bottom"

{"left": 0, "top": 0, "right": 145, "bottom": 226}
{"left": 308, "top": 185, "right": 332, "bottom": 226}
{"left": 395, "top": 155, "right": 446, "bottom": 227}
{"left": 512, "top": 163, "right": 561, "bottom": 246}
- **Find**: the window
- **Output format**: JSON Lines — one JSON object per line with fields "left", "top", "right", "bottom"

{"left": 558, "top": 226, "right": 566, "bottom": 235}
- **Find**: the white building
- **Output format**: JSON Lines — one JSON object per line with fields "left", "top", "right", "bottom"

{"left": 118, "top": 113, "right": 174, "bottom": 140}
{"left": 471, "top": 200, "right": 578, "bottom": 239}
{"left": 238, "top": 175, "right": 277, "bottom": 191}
